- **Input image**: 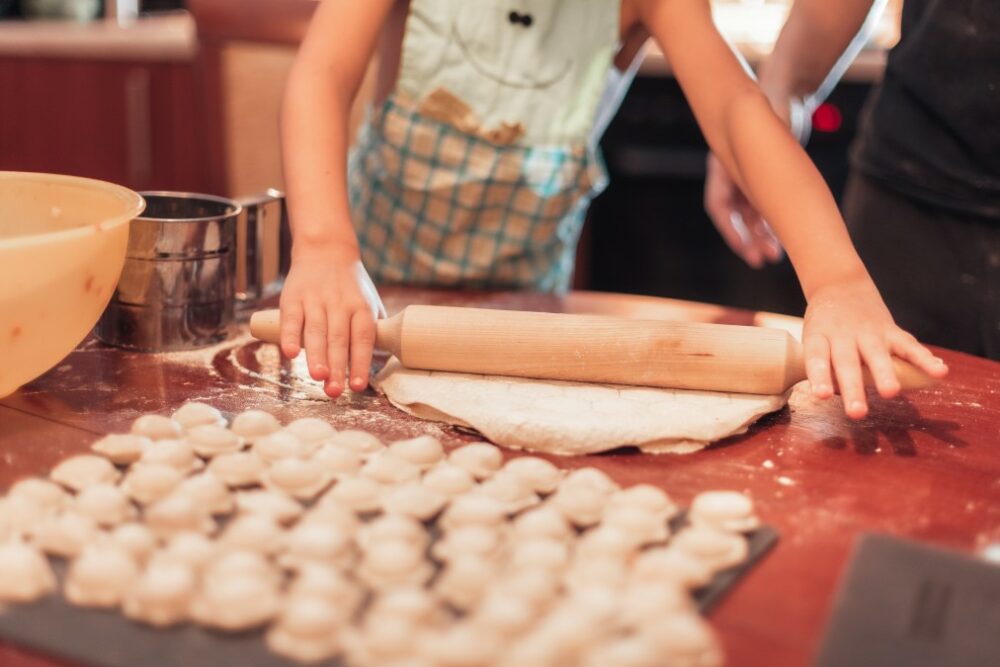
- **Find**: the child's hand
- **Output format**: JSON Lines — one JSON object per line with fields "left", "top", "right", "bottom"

{"left": 278, "top": 247, "right": 385, "bottom": 398}
{"left": 803, "top": 276, "right": 948, "bottom": 419}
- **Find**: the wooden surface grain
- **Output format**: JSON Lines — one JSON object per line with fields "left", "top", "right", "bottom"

{"left": 2, "top": 287, "right": 998, "bottom": 667}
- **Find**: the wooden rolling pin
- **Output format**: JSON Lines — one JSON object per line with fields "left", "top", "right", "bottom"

{"left": 249, "top": 305, "right": 935, "bottom": 395}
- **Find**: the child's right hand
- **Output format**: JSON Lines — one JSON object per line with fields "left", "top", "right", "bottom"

{"left": 278, "top": 247, "right": 385, "bottom": 398}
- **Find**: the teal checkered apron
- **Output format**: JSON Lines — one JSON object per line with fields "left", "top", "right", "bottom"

{"left": 349, "top": 0, "right": 635, "bottom": 293}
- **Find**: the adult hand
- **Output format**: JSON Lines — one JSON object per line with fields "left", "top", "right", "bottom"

{"left": 703, "top": 93, "right": 813, "bottom": 268}
{"left": 704, "top": 153, "right": 784, "bottom": 268}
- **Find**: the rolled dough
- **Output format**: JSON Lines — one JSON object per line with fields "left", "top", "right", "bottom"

{"left": 374, "top": 358, "right": 789, "bottom": 455}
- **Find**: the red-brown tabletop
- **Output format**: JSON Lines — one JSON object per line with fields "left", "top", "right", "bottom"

{"left": 2, "top": 287, "right": 998, "bottom": 667}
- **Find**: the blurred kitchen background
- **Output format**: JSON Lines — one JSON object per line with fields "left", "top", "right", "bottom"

{"left": 0, "top": 0, "right": 903, "bottom": 316}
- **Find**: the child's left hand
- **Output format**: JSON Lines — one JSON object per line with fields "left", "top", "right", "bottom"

{"left": 802, "top": 275, "right": 949, "bottom": 419}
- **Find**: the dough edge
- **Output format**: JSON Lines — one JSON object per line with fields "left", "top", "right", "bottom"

{"left": 374, "top": 358, "right": 789, "bottom": 456}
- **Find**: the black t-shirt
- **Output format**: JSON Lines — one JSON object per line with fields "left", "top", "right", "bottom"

{"left": 852, "top": 0, "right": 1000, "bottom": 218}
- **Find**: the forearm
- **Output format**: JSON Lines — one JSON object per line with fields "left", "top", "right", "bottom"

{"left": 639, "top": 0, "right": 869, "bottom": 296}
{"left": 279, "top": 0, "right": 395, "bottom": 262}
{"left": 726, "top": 91, "right": 868, "bottom": 297}
{"left": 281, "top": 71, "right": 359, "bottom": 260}
{"left": 760, "top": 0, "right": 885, "bottom": 108}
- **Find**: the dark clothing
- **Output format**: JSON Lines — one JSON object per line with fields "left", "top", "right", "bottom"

{"left": 852, "top": 0, "right": 1000, "bottom": 219}
{"left": 843, "top": 173, "right": 1000, "bottom": 359}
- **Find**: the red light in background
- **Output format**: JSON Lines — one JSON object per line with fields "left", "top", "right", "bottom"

{"left": 812, "top": 103, "right": 843, "bottom": 133}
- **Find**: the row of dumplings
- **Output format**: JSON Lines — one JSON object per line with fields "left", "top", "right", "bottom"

{"left": 0, "top": 403, "right": 759, "bottom": 667}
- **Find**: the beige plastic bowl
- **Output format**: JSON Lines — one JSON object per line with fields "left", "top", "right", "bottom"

{"left": 0, "top": 172, "right": 145, "bottom": 398}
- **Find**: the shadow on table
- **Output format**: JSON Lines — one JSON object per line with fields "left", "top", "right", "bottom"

{"left": 820, "top": 395, "right": 968, "bottom": 457}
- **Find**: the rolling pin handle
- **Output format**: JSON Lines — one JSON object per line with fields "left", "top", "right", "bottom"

{"left": 249, "top": 309, "right": 281, "bottom": 345}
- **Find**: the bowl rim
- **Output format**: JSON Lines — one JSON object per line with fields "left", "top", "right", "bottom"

{"left": 0, "top": 171, "right": 146, "bottom": 249}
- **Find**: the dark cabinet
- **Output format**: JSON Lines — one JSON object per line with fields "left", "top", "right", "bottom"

{"left": 0, "top": 55, "right": 209, "bottom": 192}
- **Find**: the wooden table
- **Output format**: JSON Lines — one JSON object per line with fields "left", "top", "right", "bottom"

{"left": 2, "top": 288, "right": 998, "bottom": 667}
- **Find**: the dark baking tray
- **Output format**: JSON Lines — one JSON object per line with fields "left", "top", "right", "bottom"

{"left": 0, "top": 522, "right": 777, "bottom": 667}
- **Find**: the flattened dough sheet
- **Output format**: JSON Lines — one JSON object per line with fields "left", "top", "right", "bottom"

{"left": 375, "top": 358, "right": 790, "bottom": 455}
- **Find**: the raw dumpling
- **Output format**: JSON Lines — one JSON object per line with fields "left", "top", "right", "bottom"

{"left": 669, "top": 528, "right": 749, "bottom": 572}
{"left": 72, "top": 483, "right": 137, "bottom": 527}
{"left": 230, "top": 409, "right": 282, "bottom": 441}
{"left": 636, "top": 613, "right": 723, "bottom": 667}
{"left": 312, "top": 444, "right": 363, "bottom": 476}
{"left": 186, "top": 424, "right": 245, "bottom": 458}
{"left": 367, "top": 586, "right": 442, "bottom": 626}
{"left": 358, "top": 538, "right": 433, "bottom": 590}
{"left": 608, "top": 485, "right": 676, "bottom": 520}
{"left": 288, "top": 565, "right": 363, "bottom": 614}
{"left": 0, "top": 540, "right": 56, "bottom": 603}
{"left": 448, "top": 443, "right": 503, "bottom": 480}
{"left": 620, "top": 582, "right": 693, "bottom": 626}
{"left": 254, "top": 431, "right": 312, "bottom": 464}
{"left": 632, "top": 547, "right": 713, "bottom": 590}
{"left": 509, "top": 538, "right": 570, "bottom": 572}
{"left": 576, "top": 526, "right": 639, "bottom": 562}
{"left": 388, "top": 435, "right": 445, "bottom": 468}
{"left": 171, "top": 402, "right": 226, "bottom": 430}
{"left": 470, "top": 591, "right": 538, "bottom": 638}
{"left": 688, "top": 491, "right": 759, "bottom": 533}
{"left": 266, "top": 593, "right": 345, "bottom": 664}
{"left": 284, "top": 417, "right": 336, "bottom": 448}
{"left": 475, "top": 470, "right": 540, "bottom": 513}
{"left": 381, "top": 484, "right": 447, "bottom": 521}
{"left": 91, "top": 433, "right": 152, "bottom": 465}
{"left": 600, "top": 505, "right": 669, "bottom": 546}
{"left": 50, "top": 455, "right": 120, "bottom": 492}
{"left": 175, "top": 473, "right": 235, "bottom": 516}
{"left": 205, "top": 548, "right": 280, "bottom": 582}
{"left": 351, "top": 613, "right": 420, "bottom": 664}
{"left": 512, "top": 506, "right": 573, "bottom": 543}
{"left": 219, "top": 514, "right": 287, "bottom": 555}
{"left": 493, "top": 568, "right": 561, "bottom": 608}
{"left": 139, "top": 439, "right": 202, "bottom": 473}
{"left": 418, "top": 622, "right": 502, "bottom": 667}
{"left": 28, "top": 511, "right": 99, "bottom": 558}
{"left": 325, "top": 430, "right": 385, "bottom": 456}
{"left": 0, "top": 496, "right": 47, "bottom": 537}
{"left": 361, "top": 452, "right": 420, "bottom": 485}
{"left": 144, "top": 493, "right": 216, "bottom": 538}
{"left": 64, "top": 544, "right": 139, "bottom": 607}
{"left": 190, "top": 571, "right": 281, "bottom": 632}
{"left": 502, "top": 457, "right": 563, "bottom": 494}
{"left": 235, "top": 489, "right": 304, "bottom": 524}
{"left": 8, "top": 478, "right": 72, "bottom": 512}
{"left": 263, "top": 458, "right": 332, "bottom": 500}
{"left": 440, "top": 495, "right": 507, "bottom": 530}
{"left": 130, "top": 414, "right": 183, "bottom": 441}
{"left": 279, "top": 521, "right": 356, "bottom": 571}
{"left": 563, "top": 468, "right": 618, "bottom": 496}
{"left": 431, "top": 525, "right": 503, "bottom": 563}
{"left": 421, "top": 463, "right": 476, "bottom": 498}
{"left": 122, "top": 558, "right": 197, "bottom": 627}
{"left": 107, "top": 523, "right": 158, "bottom": 563}
{"left": 358, "top": 515, "right": 429, "bottom": 552}
{"left": 159, "top": 532, "right": 217, "bottom": 571}
{"left": 207, "top": 451, "right": 266, "bottom": 488}
{"left": 564, "top": 556, "right": 628, "bottom": 592}
{"left": 548, "top": 483, "right": 606, "bottom": 527}
{"left": 581, "top": 635, "right": 661, "bottom": 667}
{"left": 322, "top": 475, "right": 383, "bottom": 514}
{"left": 120, "top": 463, "right": 185, "bottom": 505}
